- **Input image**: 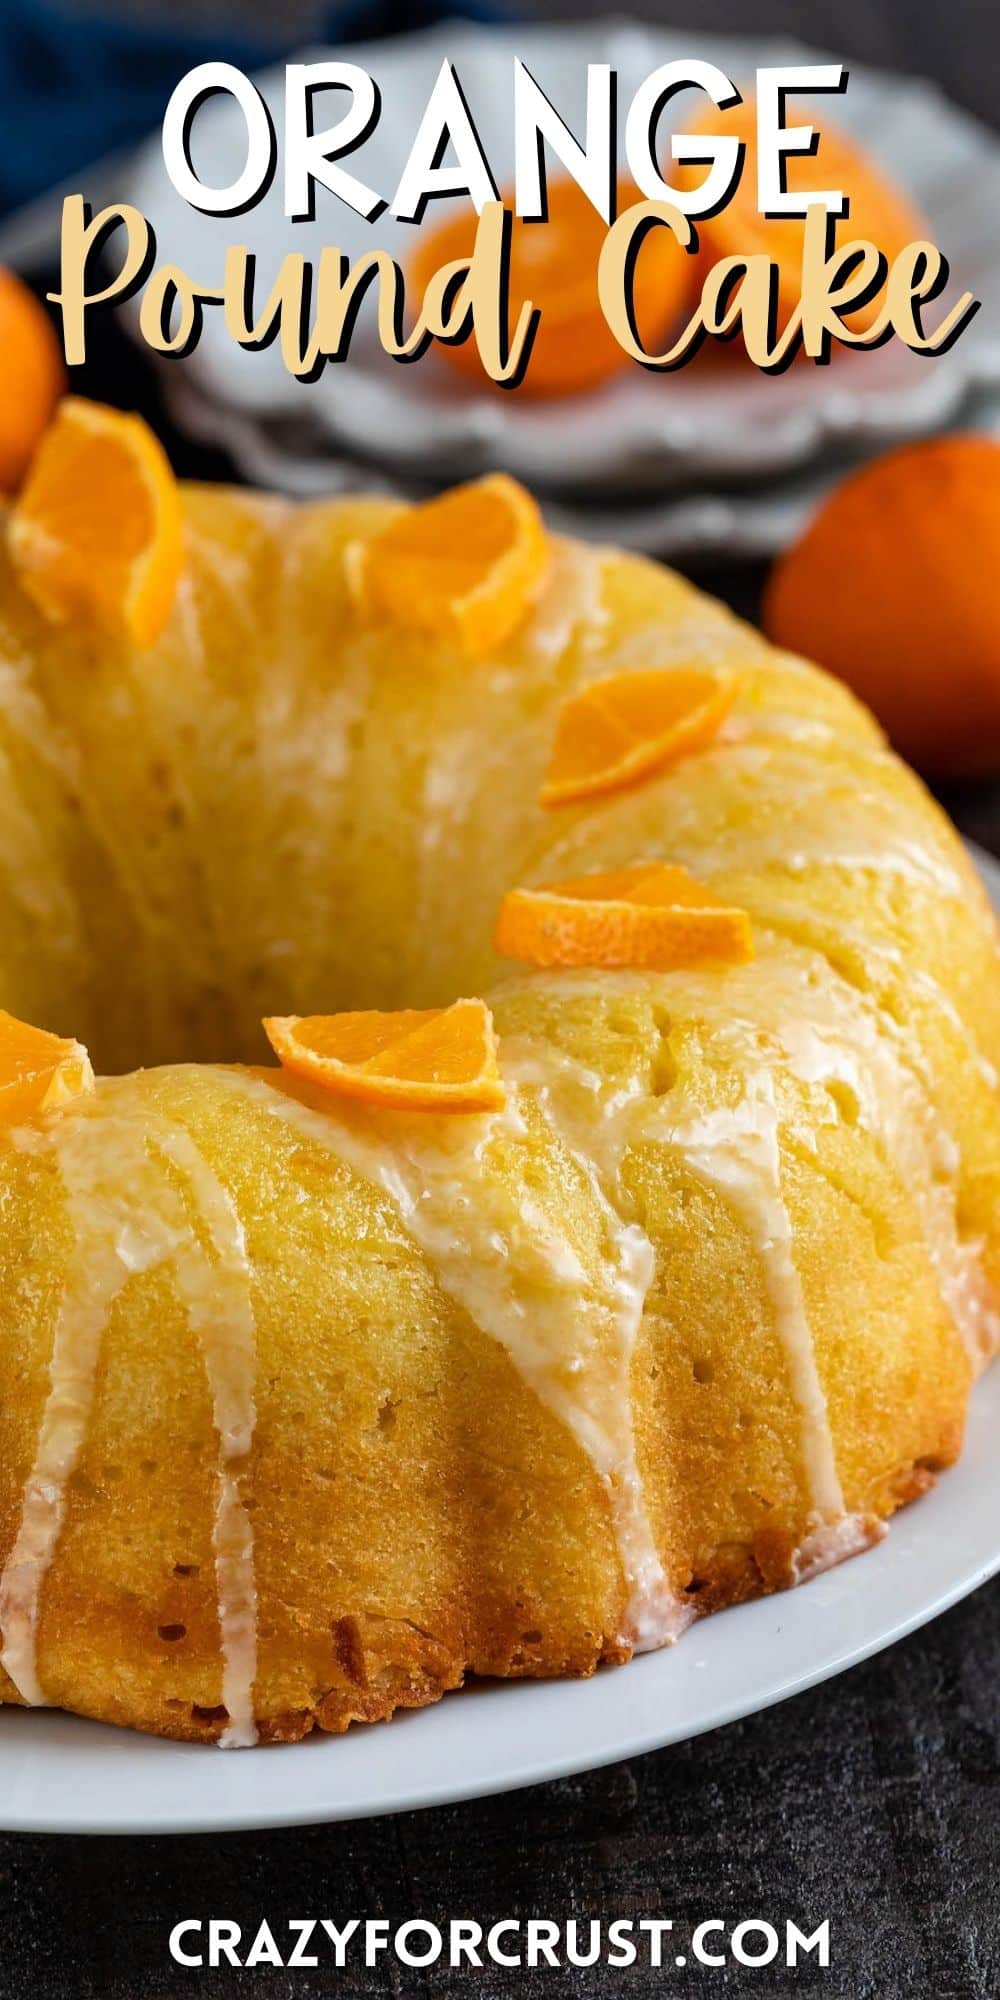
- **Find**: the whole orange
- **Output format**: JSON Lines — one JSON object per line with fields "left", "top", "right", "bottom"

{"left": 677, "top": 99, "right": 925, "bottom": 340}
{"left": 409, "top": 177, "right": 694, "bottom": 398}
{"left": 0, "top": 268, "right": 66, "bottom": 493}
{"left": 763, "top": 435, "right": 1000, "bottom": 777}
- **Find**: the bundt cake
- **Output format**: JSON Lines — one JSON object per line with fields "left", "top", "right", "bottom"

{"left": 0, "top": 409, "right": 998, "bottom": 1748}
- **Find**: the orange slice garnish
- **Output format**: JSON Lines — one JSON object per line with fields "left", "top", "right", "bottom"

{"left": 263, "top": 999, "right": 505, "bottom": 1113}
{"left": 347, "top": 474, "right": 549, "bottom": 657}
{"left": 0, "top": 1010, "right": 94, "bottom": 1126}
{"left": 8, "top": 396, "right": 183, "bottom": 647}
{"left": 494, "top": 865, "right": 753, "bottom": 971}
{"left": 541, "top": 667, "right": 737, "bottom": 807}
{"left": 409, "top": 176, "right": 694, "bottom": 398}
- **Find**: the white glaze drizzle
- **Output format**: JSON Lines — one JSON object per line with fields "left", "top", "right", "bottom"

{"left": 508, "top": 939, "right": 996, "bottom": 1360}
{"left": 415, "top": 539, "right": 609, "bottom": 944}
{"left": 524, "top": 538, "right": 609, "bottom": 664}
{"left": 541, "top": 740, "right": 970, "bottom": 905}
{"left": 141, "top": 1114, "right": 259, "bottom": 1749}
{"left": 742, "top": 895, "right": 1000, "bottom": 1093}
{"left": 500, "top": 1029, "right": 867, "bottom": 1591}
{"left": 604, "top": 606, "right": 747, "bottom": 677}
{"left": 655, "top": 1079, "right": 845, "bottom": 1524}
{"left": 0, "top": 1094, "right": 259, "bottom": 1745}
{"left": 0, "top": 1237, "right": 134, "bottom": 1705}
{"left": 214, "top": 891, "right": 996, "bottom": 1615}
{"left": 775, "top": 1005, "right": 1000, "bottom": 1370}
{"left": 498, "top": 935, "right": 998, "bottom": 1541}
{"left": 504, "top": 1034, "right": 855, "bottom": 1556}
{"left": 721, "top": 711, "right": 841, "bottom": 749}
{"left": 790, "top": 1510, "right": 887, "bottom": 1584}
{"left": 213, "top": 1063, "right": 690, "bottom": 1653}
{"left": 0, "top": 1111, "right": 181, "bottom": 1705}
{"left": 502, "top": 1044, "right": 686, "bottom": 1649}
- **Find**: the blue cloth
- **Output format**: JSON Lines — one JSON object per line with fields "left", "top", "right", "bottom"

{"left": 0, "top": 0, "right": 504, "bottom": 216}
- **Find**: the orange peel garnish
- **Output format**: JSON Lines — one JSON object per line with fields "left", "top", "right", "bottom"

{"left": 263, "top": 999, "right": 505, "bottom": 1113}
{"left": 8, "top": 396, "right": 183, "bottom": 647}
{"left": 493, "top": 865, "right": 753, "bottom": 971}
{"left": 346, "top": 473, "right": 548, "bottom": 657}
{"left": 541, "top": 667, "right": 737, "bottom": 807}
{"left": 0, "top": 1010, "right": 94, "bottom": 1126}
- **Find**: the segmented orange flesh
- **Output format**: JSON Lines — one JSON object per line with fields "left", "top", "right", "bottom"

{"left": 346, "top": 474, "right": 549, "bottom": 657}
{"left": 541, "top": 667, "right": 737, "bottom": 807}
{"left": 9, "top": 396, "right": 183, "bottom": 647}
{"left": 263, "top": 999, "right": 506, "bottom": 1113}
{"left": 493, "top": 864, "right": 753, "bottom": 971}
{"left": 0, "top": 1009, "right": 94, "bottom": 1126}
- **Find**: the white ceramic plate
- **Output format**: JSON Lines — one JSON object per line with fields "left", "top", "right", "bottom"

{"left": 125, "top": 20, "right": 1000, "bottom": 496}
{"left": 164, "top": 370, "right": 1000, "bottom": 560}
{"left": 1, "top": 846, "right": 998, "bottom": 1836}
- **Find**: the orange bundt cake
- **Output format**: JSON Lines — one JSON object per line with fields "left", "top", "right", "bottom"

{"left": 0, "top": 402, "right": 997, "bottom": 1747}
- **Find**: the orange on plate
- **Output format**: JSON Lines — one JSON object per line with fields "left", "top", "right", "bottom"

{"left": 541, "top": 667, "right": 738, "bottom": 807}
{"left": 409, "top": 176, "right": 694, "bottom": 397}
{"left": 347, "top": 473, "right": 548, "bottom": 656}
{"left": 0, "top": 1010, "right": 94, "bottom": 1126}
{"left": 494, "top": 864, "right": 753, "bottom": 971}
{"left": 263, "top": 999, "right": 506, "bottom": 1113}
{"left": 764, "top": 434, "right": 1000, "bottom": 777}
{"left": 677, "top": 98, "right": 924, "bottom": 337}
{"left": 8, "top": 397, "right": 183, "bottom": 647}
{"left": 0, "top": 268, "right": 66, "bottom": 493}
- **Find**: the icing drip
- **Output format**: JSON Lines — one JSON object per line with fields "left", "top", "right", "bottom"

{"left": 605, "top": 607, "right": 746, "bottom": 677}
{"left": 791, "top": 1511, "right": 887, "bottom": 1585}
{"left": 215, "top": 1065, "right": 690, "bottom": 1654}
{"left": 500, "top": 935, "right": 998, "bottom": 1552}
{"left": 544, "top": 740, "right": 970, "bottom": 905}
{"left": 0, "top": 1096, "right": 259, "bottom": 1746}
{"left": 505, "top": 1038, "right": 859, "bottom": 1565}
{"left": 504, "top": 1047, "right": 686, "bottom": 1650}
{"left": 0, "top": 1113, "right": 182, "bottom": 1705}
{"left": 525, "top": 538, "right": 609, "bottom": 663}
{"left": 416, "top": 539, "right": 609, "bottom": 950}
{"left": 721, "top": 712, "right": 841, "bottom": 749}
{"left": 142, "top": 1117, "right": 259, "bottom": 1750}
{"left": 775, "top": 1007, "right": 1000, "bottom": 1369}
{"left": 506, "top": 942, "right": 997, "bottom": 1371}
{"left": 650, "top": 1078, "right": 846, "bottom": 1526}
{"left": 0, "top": 1227, "right": 135, "bottom": 1705}
{"left": 217, "top": 893, "right": 992, "bottom": 1628}
{"left": 3, "top": 907, "right": 990, "bottom": 1707}
{"left": 745, "top": 896, "right": 1000, "bottom": 1094}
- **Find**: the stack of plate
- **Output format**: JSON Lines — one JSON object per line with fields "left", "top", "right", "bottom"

{"left": 124, "top": 19, "right": 1000, "bottom": 559}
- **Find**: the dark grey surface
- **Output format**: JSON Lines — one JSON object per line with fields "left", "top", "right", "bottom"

{"left": 1, "top": 1580, "right": 998, "bottom": 1997}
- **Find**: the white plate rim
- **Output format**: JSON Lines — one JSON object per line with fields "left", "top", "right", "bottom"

{"left": 161, "top": 370, "right": 1000, "bottom": 561}
{"left": 1, "top": 842, "right": 998, "bottom": 1837}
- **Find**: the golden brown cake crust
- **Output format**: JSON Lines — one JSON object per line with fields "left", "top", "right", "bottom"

{"left": 0, "top": 489, "right": 996, "bottom": 1747}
